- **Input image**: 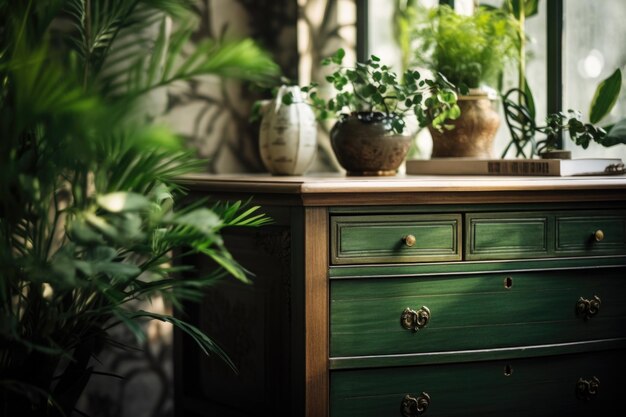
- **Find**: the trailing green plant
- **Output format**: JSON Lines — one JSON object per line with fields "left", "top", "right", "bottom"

{"left": 0, "top": 1, "right": 279, "bottom": 415}
{"left": 283, "top": 48, "right": 461, "bottom": 134}
{"left": 411, "top": 4, "right": 519, "bottom": 91}
{"left": 502, "top": 68, "right": 625, "bottom": 157}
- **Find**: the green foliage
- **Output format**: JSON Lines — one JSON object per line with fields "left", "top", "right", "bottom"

{"left": 285, "top": 48, "right": 461, "bottom": 134}
{"left": 411, "top": 5, "right": 519, "bottom": 89}
{"left": 502, "top": 0, "right": 539, "bottom": 18}
{"left": 0, "top": 0, "right": 278, "bottom": 415}
{"left": 589, "top": 68, "right": 622, "bottom": 124}
{"left": 537, "top": 110, "right": 611, "bottom": 152}
{"left": 503, "top": 69, "right": 625, "bottom": 157}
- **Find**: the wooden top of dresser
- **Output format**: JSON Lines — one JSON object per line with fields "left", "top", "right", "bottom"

{"left": 179, "top": 173, "right": 626, "bottom": 206}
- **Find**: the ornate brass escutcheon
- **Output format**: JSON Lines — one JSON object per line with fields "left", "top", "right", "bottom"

{"left": 576, "top": 376, "right": 600, "bottom": 401}
{"left": 575, "top": 295, "right": 601, "bottom": 320}
{"left": 403, "top": 234, "right": 417, "bottom": 247}
{"left": 401, "top": 392, "right": 431, "bottom": 416}
{"left": 401, "top": 306, "right": 431, "bottom": 332}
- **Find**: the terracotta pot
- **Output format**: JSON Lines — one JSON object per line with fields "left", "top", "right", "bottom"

{"left": 429, "top": 90, "right": 500, "bottom": 158}
{"left": 330, "top": 113, "right": 413, "bottom": 176}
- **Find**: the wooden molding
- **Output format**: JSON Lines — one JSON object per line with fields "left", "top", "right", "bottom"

{"left": 179, "top": 174, "right": 626, "bottom": 207}
{"left": 304, "top": 207, "right": 329, "bottom": 417}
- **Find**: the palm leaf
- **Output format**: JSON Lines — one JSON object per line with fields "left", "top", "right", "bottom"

{"left": 128, "top": 310, "right": 237, "bottom": 372}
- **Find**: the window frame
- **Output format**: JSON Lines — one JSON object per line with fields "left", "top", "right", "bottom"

{"left": 358, "top": 0, "right": 566, "bottom": 148}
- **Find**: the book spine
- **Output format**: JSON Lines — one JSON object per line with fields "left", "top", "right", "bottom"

{"left": 486, "top": 160, "right": 557, "bottom": 175}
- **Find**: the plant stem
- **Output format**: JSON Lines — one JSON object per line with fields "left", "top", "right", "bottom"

{"left": 518, "top": 4, "right": 526, "bottom": 106}
{"left": 83, "top": 0, "right": 91, "bottom": 89}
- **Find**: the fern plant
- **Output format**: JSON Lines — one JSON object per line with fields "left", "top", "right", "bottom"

{"left": 411, "top": 4, "right": 519, "bottom": 90}
{"left": 0, "top": 1, "right": 279, "bottom": 416}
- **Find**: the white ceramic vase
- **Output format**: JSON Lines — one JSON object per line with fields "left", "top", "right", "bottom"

{"left": 259, "top": 86, "right": 317, "bottom": 175}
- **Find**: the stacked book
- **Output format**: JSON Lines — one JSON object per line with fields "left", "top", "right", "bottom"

{"left": 405, "top": 158, "right": 625, "bottom": 177}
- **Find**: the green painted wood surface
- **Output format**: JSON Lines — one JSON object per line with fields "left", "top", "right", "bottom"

{"left": 330, "top": 349, "right": 626, "bottom": 417}
{"left": 466, "top": 210, "right": 626, "bottom": 261}
{"left": 467, "top": 213, "right": 551, "bottom": 258}
{"left": 329, "top": 257, "right": 626, "bottom": 279}
{"left": 556, "top": 213, "right": 626, "bottom": 253}
{"left": 331, "top": 214, "right": 461, "bottom": 264}
{"left": 330, "top": 269, "right": 626, "bottom": 357}
{"left": 329, "top": 338, "right": 626, "bottom": 369}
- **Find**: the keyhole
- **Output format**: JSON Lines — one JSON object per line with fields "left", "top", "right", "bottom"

{"left": 504, "top": 277, "right": 513, "bottom": 289}
{"left": 504, "top": 365, "right": 513, "bottom": 376}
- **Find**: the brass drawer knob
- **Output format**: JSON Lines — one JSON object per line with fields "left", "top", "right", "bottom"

{"left": 403, "top": 234, "right": 417, "bottom": 247}
{"left": 594, "top": 229, "right": 605, "bottom": 242}
{"left": 575, "top": 295, "right": 601, "bottom": 320}
{"left": 401, "top": 306, "right": 431, "bottom": 332}
{"left": 576, "top": 376, "right": 600, "bottom": 401}
{"left": 401, "top": 392, "right": 431, "bottom": 416}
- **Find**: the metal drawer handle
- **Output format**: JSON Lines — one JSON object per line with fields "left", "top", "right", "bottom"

{"left": 403, "top": 234, "right": 417, "bottom": 247}
{"left": 594, "top": 229, "right": 605, "bottom": 242}
{"left": 401, "top": 392, "right": 431, "bottom": 416}
{"left": 576, "top": 376, "right": 600, "bottom": 401}
{"left": 401, "top": 306, "right": 431, "bottom": 332}
{"left": 575, "top": 295, "right": 601, "bottom": 320}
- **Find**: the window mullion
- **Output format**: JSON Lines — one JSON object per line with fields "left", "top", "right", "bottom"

{"left": 547, "top": 0, "right": 564, "bottom": 148}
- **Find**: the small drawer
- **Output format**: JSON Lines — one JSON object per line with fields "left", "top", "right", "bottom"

{"left": 466, "top": 212, "right": 550, "bottom": 260}
{"left": 556, "top": 211, "right": 626, "bottom": 255}
{"left": 330, "top": 268, "right": 626, "bottom": 357}
{"left": 330, "top": 350, "right": 625, "bottom": 417}
{"left": 331, "top": 214, "right": 461, "bottom": 265}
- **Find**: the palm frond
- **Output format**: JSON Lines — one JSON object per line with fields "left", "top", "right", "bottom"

{"left": 107, "top": 23, "right": 280, "bottom": 99}
{"left": 129, "top": 310, "right": 237, "bottom": 373}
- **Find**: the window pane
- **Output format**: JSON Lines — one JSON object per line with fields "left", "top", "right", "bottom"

{"left": 367, "top": 0, "right": 548, "bottom": 159}
{"left": 564, "top": 0, "right": 626, "bottom": 159}
{"left": 482, "top": 0, "right": 548, "bottom": 158}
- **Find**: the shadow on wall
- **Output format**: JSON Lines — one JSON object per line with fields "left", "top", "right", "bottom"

{"left": 78, "top": 0, "right": 356, "bottom": 416}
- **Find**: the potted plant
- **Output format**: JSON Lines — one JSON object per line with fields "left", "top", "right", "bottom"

{"left": 285, "top": 49, "right": 460, "bottom": 175}
{"left": 411, "top": 4, "right": 519, "bottom": 158}
{"left": 502, "top": 68, "right": 626, "bottom": 159}
{"left": 0, "top": 1, "right": 278, "bottom": 415}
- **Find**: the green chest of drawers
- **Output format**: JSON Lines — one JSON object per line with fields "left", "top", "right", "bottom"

{"left": 174, "top": 175, "right": 626, "bottom": 417}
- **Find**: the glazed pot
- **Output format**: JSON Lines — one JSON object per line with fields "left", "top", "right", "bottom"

{"left": 539, "top": 150, "right": 572, "bottom": 159}
{"left": 429, "top": 90, "right": 500, "bottom": 158}
{"left": 330, "top": 112, "right": 413, "bottom": 176}
{"left": 259, "top": 85, "right": 317, "bottom": 175}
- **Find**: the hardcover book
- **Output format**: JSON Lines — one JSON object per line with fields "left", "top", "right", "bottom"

{"left": 405, "top": 158, "right": 625, "bottom": 177}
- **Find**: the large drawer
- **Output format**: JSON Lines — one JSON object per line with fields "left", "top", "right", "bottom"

{"left": 331, "top": 214, "right": 461, "bottom": 265}
{"left": 466, "top": 210, "right": 626, "bottom": 260}
{"left": 330, "top": 349, "right": 626, "bottom": 417}
{"left": 330, "top": 268, "right": 626, "bottom": 357}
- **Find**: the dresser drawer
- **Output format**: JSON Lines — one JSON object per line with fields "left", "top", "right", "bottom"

{"left": 331, "top": 214, "right": 461, "bottom": 265}
{"left": 556, "top": 211, "right": 626, "bottom": 255}
{"left": 466, "top": 210, "right": 626, "bottom": 260}
{"left": 465, "top": 212, "right": 550, "bottom": 260}
{"left": 330, "top": 349, "right": 625, "bottom": 417}
{"left": 330, "top": 268, "right": 626, "bottom": 357}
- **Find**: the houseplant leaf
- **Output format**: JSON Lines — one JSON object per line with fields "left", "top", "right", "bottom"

{"left": 503, "top": 0, "right": 539, "bottom": 18}
{"left": 603, "top": 117, "right": 626, "bottom": 146}
{"left": 589, "top": 68, "right": 622, "bottom": 124}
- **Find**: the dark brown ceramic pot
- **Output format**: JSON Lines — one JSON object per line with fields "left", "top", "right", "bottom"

{"left": 330, "top": 112, "right": 413, "bottom": 176}
{"left": 539, "top": 150, "right": 572, "bottom": 159}
{"left": 429, "top": 90, "right": 500, "bottom": 158}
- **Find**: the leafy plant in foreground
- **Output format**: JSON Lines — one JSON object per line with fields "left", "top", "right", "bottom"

{"left": 0, "top": 1, "right": 279, "bottom": 415}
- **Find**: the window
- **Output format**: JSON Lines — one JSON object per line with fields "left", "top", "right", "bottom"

{"left": 362, "top": 0, "right": 625, "bottom": 159}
